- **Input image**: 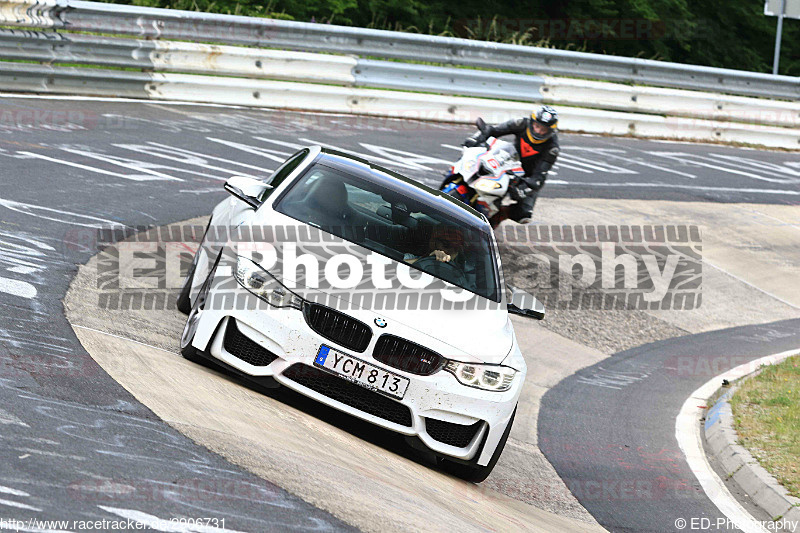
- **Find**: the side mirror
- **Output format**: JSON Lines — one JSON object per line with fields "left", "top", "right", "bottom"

{"left": 506, "top": 285, "right": 545, "bottom": 320}
{"left": 224, "top": 176, "right": 272, "bottom": 209}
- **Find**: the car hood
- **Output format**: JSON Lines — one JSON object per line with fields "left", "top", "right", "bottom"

{"left": 374, "top": 307, "right": 514, "bottom": 364}
{"left": 244, "top": 213, "right": 513, "bottom": 363}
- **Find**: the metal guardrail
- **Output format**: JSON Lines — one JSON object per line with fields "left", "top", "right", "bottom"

{"left": 0, "top": 0, "right": 798, "bottom": 148}
{"left": 1, "top": 0, "right": 797, "bottom": 100}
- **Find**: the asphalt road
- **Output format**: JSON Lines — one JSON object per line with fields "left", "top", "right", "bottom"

{"left": 538, "top": 318, "right": 800, "bottom": 533}
{"left": 0, "top": 95, "right": 798, "bottom": 531}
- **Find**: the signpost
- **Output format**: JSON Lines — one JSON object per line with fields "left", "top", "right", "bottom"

{"left": 765, "top": 0, "right": 800, "bottom": 74}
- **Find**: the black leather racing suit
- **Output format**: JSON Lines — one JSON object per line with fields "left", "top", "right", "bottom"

{"left": 467, "top": 117, "right": 560, "bottom": 221}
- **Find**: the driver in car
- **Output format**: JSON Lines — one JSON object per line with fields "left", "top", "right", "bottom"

{"left": 404, "top": 225, "right": 465, "bottom": 264}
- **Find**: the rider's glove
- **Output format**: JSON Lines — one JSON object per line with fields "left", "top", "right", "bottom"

{"left": 462, "top": 136, "right": 480, "bottom": 148}
{"left": 463, "top": 130, "right": 486, "bottom": 147}
{"left": 509, "top": 182, "right": 527, "bottom": 202}
{"left": 524, "top": 176, "right": 545, "bottom": 192}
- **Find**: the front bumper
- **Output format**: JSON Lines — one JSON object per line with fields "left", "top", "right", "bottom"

{"left": 191, "top": 280, "right": 523, "bottom": 466}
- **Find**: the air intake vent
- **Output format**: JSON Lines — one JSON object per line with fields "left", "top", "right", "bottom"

{"left": 425, "top": 418, "right": 483, "bottom": 448}
{"left": 223, "top": 318, "right": 278, "bottom": 367}
{"left": 373, "top": 335, "right": 443, "bottom": 376}
{"left": 303, "top": 303, "right": 372, "bottom": 352}
{"left": 283, "top": 364, "right": 412, "bottom": 427}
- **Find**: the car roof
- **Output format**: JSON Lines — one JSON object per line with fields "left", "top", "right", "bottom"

{"left": 316, "top": 148, "right": 489, "bottom": 230}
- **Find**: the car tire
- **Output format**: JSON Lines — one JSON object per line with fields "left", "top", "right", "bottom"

{"left": 179, "top": 254, "right": 217, "bottom": 364}
{"left": 438, "top": 407, "right": 516, "bottom": 483}
{"left": 176, "top": 258, "right": 197, "bottom": 315}
{"left": 177, "top": 220, "right": 212, "bottom": 315}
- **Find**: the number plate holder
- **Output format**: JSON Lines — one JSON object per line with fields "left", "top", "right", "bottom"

{"left": 313, "top": 345, "right": 409, "bottom": 400}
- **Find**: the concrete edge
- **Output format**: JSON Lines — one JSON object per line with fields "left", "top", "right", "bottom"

{"left": 704, "top": 367, "right": 800, "bottom": 530}
{"left": 676, "top": 349, "right": 800, "bottom": 533}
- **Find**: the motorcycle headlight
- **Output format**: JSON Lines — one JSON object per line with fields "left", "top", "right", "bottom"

{"left": 234, "top": 256, "right": 304, "bottom": 310}
{"left": 474, "top": 180, "right": 503, "bottom": 193}
{"left": 444, "top": 361, "right": 517, "bottom": 392}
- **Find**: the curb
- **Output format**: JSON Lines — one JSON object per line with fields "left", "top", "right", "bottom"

{"left": 705, "top": 374, "right": 800, "bottom": 531}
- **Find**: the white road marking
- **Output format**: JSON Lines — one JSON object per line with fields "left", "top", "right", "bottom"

{"left": 147, "top": 142, "right": 274, "bottom": 174}
{"left": 297, "top": 137, "right": 436, "bottom": 170}
{"left": 8, "top": 266, "right": 38, "bottom": 275}
{"left": 646, "top": 152, "right": 798, "bottom": 184}
{"left": 0, "top": 497, "right": 41, "bottom": 512}
{"left": 0, "top": 523, "right": 67, "bottom": 533}
{"left": 567, "top": 147, "right": 697, "bottom": 178}
{"left": 17, "top": 151, "right": 164, "bottom": 181}
{"left": 114, "top": 143, "right": 264, "bottom": 179}
{"left": 440, "top": 143, "right": 463, "bottom": 151}
{"left": 551, "top": 161, "right": 594, "bottom": 173}
{"left": 0, "top": 277, "right": 37, "bottom": 299}
{"left": 545, "top": 181, "right": 800, "bottom": 195}
{"left": 206, "top": 137, "right": 289, "bottom": 163}
{"left": 99, "top": 506, "right": 247, "bottom": 532}
{"left": 359, "top": 142, "right": 452, "bottom": 168}
{"left": 557, "top": 154, "right": 638, "bottom": 174}
{"left": 59, "top": 148, "right": 183, "bottom": 182}
{"left": 575, "top": 367, "right": 650, "bottom": 390}
{"left": 0, "top": 197, "right": 127, "bottom": 228}
{"left": 239, "top": 137, "right": 306, "bottom": 152}
{"left": 10, "top": 448, "right": 86, "bottom": 461}
{"left": 705, "top": 153, "right": 800, "bottom": 181}
{"left": 676, "top": 348, "right": 800, "bottom": 533}
{"left": 0, "top": 408, "right": 30, "bottom": 427}
{"left": 0, "top": 486, "right": 29, "bottom": 497}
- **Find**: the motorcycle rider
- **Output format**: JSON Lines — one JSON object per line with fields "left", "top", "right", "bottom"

{"left": 463, "top": 105, "right": 560, "bottom": 224}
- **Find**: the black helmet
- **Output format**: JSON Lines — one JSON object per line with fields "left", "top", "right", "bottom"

{"left": 527, "top": 105, "right": 558, "bottom": 143}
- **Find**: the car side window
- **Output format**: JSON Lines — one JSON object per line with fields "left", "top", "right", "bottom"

{"left": 259, "top": 149, "right": 309, "bottom": 203}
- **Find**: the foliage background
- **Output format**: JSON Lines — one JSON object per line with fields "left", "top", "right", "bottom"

{"left": 102, "top": 0, "right": 799, "bottom": 76}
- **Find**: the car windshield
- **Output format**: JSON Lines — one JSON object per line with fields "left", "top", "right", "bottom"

{"left": 275, "top": 162, "right": 500, "bottom": 302}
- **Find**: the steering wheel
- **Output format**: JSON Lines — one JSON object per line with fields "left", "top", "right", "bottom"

{"left": 411, "top": 254, "right": 465, "bottom": 284}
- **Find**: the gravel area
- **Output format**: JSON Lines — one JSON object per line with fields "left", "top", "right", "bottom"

{"left": 499, "top": 241, "right": 689, "bottom": 354}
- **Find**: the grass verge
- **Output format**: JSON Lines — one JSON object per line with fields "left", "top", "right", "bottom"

{"left": 730, "top": 354, "right": 800, "bottom": 499}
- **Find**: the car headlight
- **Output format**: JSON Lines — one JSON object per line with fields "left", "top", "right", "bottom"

{"left": 234, "top": 256, "right": 304, "bottom": 310}
{"left": 444, "top": 361, "right": 517, "bottom": 392}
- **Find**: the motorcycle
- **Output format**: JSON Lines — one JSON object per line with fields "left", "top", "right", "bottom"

{"left": 440, "top": 118, "right": 527, "bottom": 228}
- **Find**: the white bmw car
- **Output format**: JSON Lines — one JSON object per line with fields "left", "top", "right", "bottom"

{"left": 177, "top": 146, "right": 544, "bottom": 482}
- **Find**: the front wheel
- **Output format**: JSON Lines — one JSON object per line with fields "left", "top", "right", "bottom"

{"left": 179, "top": 253, "right": 219, "bottom": 364}
{"left": 176, "top": 256, "right": 197, "bottom": 315}
{"left": 177, "top": 220, "right": 211, "bottom": 314}
{"left": 438, "top": 407, "right": 516, "bottom": 483}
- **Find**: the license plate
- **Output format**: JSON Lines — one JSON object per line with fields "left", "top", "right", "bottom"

{"left": 314, "top": 345, "right": 409, "bottom": 400}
